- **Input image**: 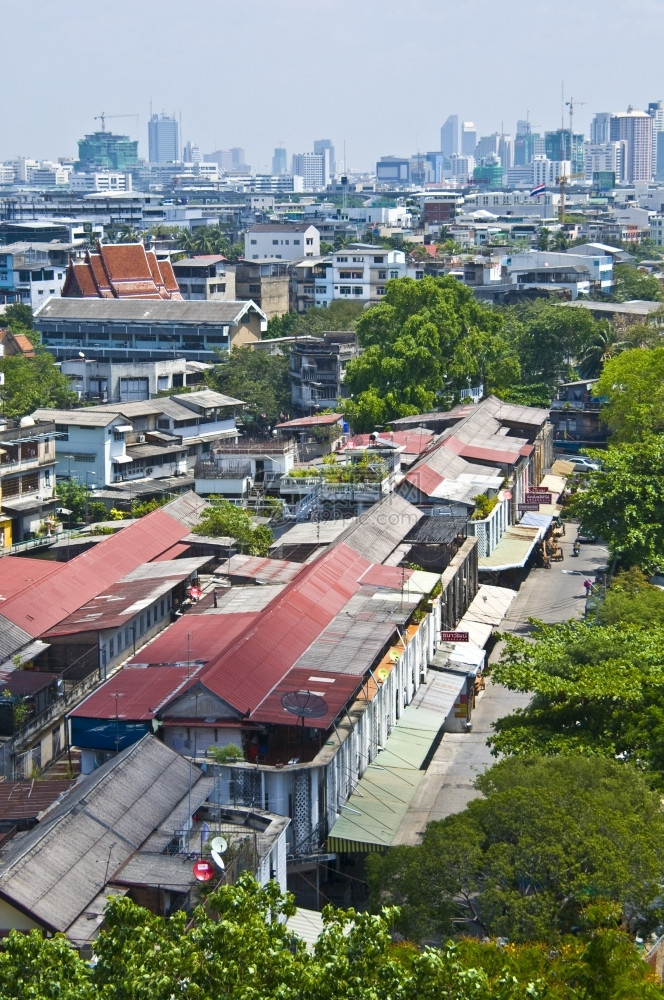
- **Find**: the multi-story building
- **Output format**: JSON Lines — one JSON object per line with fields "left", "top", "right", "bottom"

{"left": 76, "top": 131, "right": 139, "bottom": 173}
{"left": 316, "top": 244, "right": 406, "bottom": 306}
{"left": 532, "top": 156, "right": 571, "bottom": 188}
{"left": 610, "top": 109, "right": 653, "bottom": 182}
{"left": 234, "top": 260, "right": 290, "bottom": 319}
{"left": 584, "top": 141, "right": 625, "bottom": 184}
{"left": 272, "top": 147, "right": 288, "bottom": 175}
{"left": 289, "top": 332, "right": 359, "bottom": 414}
{"left": 34, "top": 297, "right": 267, "bottom": 363}
{"left": 69, "top": 171, "right": 132, "bottom": 193}
{"left": 0, "top": 417, "right": 58, "bottom": 544}
{"left": 648, "top": 100, "right": 664, "bottom": 181}
{"left": 171, "top": 256, "right": 235, "bottom": 300}
{"left": 590, "top": 112, "right": 612, "bottom": 145}
{"left": 0, "top": 247, "right": 67, "bottom": 307}
{"left": 461, "top": 122, "right": 477, "bottom": 155}
{"left": 313, "top": 139, "right": 336, "bottom": 176}
{"left": 291, "top": 152, "right": 328, "bottom": 189}
{"left": 440, "top": 115, "right": 459, "bottom": 158}
{"left": 376, "top": 156, "right": 410, "bottom": 185}
{"left": 244, "top": 223, "right": 320, "bottom": 261}
{"left": 148, "top": 113, "right": 179, "bottom": 164}
{"left": 60, "top": 356, "right": 203, "bottom": 403}
{"left": 545, "top": 129, "right": 585, "bottom": 175}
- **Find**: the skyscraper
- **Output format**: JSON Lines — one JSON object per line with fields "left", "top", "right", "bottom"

{"left": 440, "top": 115, "right": 459, "bottom": 157}
{"left": 76, "top": 132, "right": 138, "bottom": 172}
{"left": 292, "top": 152, "right": 328, "bottom": 189}
{"left": 590, "top": 113, "right": 612, "bottom": 145}
{"left": 610, "top": 109, "right": 653, "bottom": 182}
{"left": 148, "top": 113, "right": 179, "bottom": 164}
{"left": 461, "top": 122, "right": 477, "bottom": 156}
{"left": 272, "top": 147, "right": 288, "bottom": 175}
{"left": 648, "top": 101, "right": 664, "bottom": 179}
{"left": 313, "top": 139, "right": 335, "bottom": 175}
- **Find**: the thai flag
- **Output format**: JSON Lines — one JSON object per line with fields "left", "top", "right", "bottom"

{"left": 530, "top": 183, "right": 546, "bottom": 197}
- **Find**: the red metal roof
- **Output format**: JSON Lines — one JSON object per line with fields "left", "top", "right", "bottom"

{"left": 0, "top": 780, "right": 75, "bottom": 821}
{"left": 275, "top": 413, "right": 343, "bottom": 429}
{"left": 444, "top": 434, "right": 527, "bottom": 466}
{"left": 0, "top": 509, "right": 191, "bottom": 638}
{"left": 225, "top": 554, "right": 302, "bottom": 585}
{"left": 200, "top": 542, "right": 372, "bottom": 716}
{"left": 0, "top": 556, "right": 61, "bottom": 602}
{"left": 70, "top": 665, "right": 196, "bottom": 721}
{"left": 151, "top": 542, "right": 192, "bottom": 561}
{"left": 404, "top": 465, "right": 445, "bottom": 495}
{"left": 251, "top": 666, "right": 363, "bottom": 729}
{"left": 129, "top": 611, "right": 260, "bottom": 667}
{"left": 359, "top": 565, "right": 413, "bottom": 589}
{"left": 342, "top": 430, "right": 434, "bottom": 454}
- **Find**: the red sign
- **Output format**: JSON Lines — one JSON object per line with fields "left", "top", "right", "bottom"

{"left": 192, "top": 860, "right": 214, "bottom": 882}
{"left": 518, "top": 502, "right": 540, "bottom": 511}
{"left": 441, "top": 631, "right": 470, "bottom": 642}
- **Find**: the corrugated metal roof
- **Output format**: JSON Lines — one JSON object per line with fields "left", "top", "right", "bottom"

{"left": 0, "top": 508, "right": 193, "bottom": 638}
{"left": 43, "top": 576, "right": 186, "bottom": 636}
{"left": 35, "top": 297, "right": 266, "bottom": 325}
{"left": 0, "top": 736, "right": 202, "bottom": 935}
{"left": 200, "top": 543, "right": 372, "bottom": 715}
{"left": 251, "top": 667, "right": 363, "bottom": 729}
{"left": 0, "top": 780, "right": 76, "bottom": 821}
{"left": 128, "top": 611, "right": 260, "bottom": 667}
{"left": 332, "top": 493, "right": 423, "bottom": 563}
{"left": 70, "top": 665, "right": 197, "bottom": 721}
{"left": 0, "top": 556, "right": 61, "bottom": 601}
{"left": 478, "top": 524, "right": 540, "bottom": 571}
{"left": 152, "top": 541, "right": 192, "bottom": 561}
{"left": 276, "top": 413, "right": 343, "bottom": 429}
{"left": 224, "top": 554, "right": 302, "bottom": 585}
{"left": 111, "top": 853, "right": 199, "bottom": 891}
{"left": 0, "top": 614, "right": 37, "bottom": 662}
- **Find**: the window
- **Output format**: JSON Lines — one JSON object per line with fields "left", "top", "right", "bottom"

{"left": 71, "top": 452, "right": 96, "bottom": 462}
{"left": 250, "top": 239, "right": 257, "bottom": 245}
{"left": 109, "top": 637, "right": 114, "bottom": 658}
{"left": 389, "top": 270, "right": 399, "bottom": 279}
{"left": 249, "top": 284, "right": 261, "bottom": 294}
{"left": 353, "top": 286, "right": 363, "bottom": 295}
{"left": 305, "top": 238, "right": 313, "bottom": 245}
{"left": 272, "top": 239, "right": 279, "bottom": 245}
{"left": 378, "top": 270, "right": 387, "bottom": 279}
{"left": 373, "top": 256, "right": 385, "bottom": 263}
{"left": 336, "top": 256, "right": 348, "bottom": 262}
{"left": 377, "top": 286, "right": 386, "bottom": 295}
{"left": 285, "top": 240, "right": 289, "bottom": 245}
{"left": 339, "top": 286, "right": 351, "bottom": 295}
{"left": 294, "top": 239, "right": 300, "bottom": 245}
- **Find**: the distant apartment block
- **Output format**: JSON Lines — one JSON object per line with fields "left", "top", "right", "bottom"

{"left": 610, "top": 109, "right": 653, "bottom": 182}
{"left": 171, "top": 255, "right": 235, "bottom": 300}
{"left": 244, "top": 223, "right": 320, "bottom": 260}
{"left": 148, "top": 113, "right": 179, "bottom": 164}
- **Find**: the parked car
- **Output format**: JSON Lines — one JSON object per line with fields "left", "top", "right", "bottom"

{"left": 573, "top": 456, "right": 600, "bottom": 473}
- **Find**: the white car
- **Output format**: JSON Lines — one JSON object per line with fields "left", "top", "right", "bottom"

{"left": 573, "top": 457, "right": 600, "bottom": 473}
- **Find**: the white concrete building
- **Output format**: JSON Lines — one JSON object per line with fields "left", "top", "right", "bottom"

{"left": 69, "top": 172, "right": 133, "bottom": 193}
{"left": 245, "top": 223, "right": 320, "bottom": 261}
{"left": 532, "top": 156, "right": 571, "bottom": 187}
{"left": 315, "top": 244, "right": 406, "bottom": 306}
{"left": 584, "top": 141, "right": 625, "bottom": 182}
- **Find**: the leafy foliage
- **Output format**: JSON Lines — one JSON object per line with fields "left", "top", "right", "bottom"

{"left": 592, "top": 347, "right": 664, "bottom": 441}
{"left": 612, "top": 263, "right": 664, "bottom": 302}
{"left": 265, "top": 300, "right": 364, "bottom": 340}
{"left": 206, "top": 346, "right": 290, "bottom": 428}
{"left": 0, "top": 873, "right": 661, "bottom": 1000}
{"left": 342, "top": 276, "right": 520, "bottom": 432}
{"left": 55, "top": 480, "right": 91, "bottom": 522}
{"left": 367, "top": 755, "right": 664, "bottom": 943}
{"left": 501, "top": 300, "right": 602, "bottom": 387}
{"left": 490, "top": 616, "right": 664, "bottom": 778}
{"left": 568, "top": 436, "right": 664, "bottom": 569}
{"left": 0, "top": 349, "right": 76, "bottom": 419}
{"left": 193, "top": 498, "right": 273, "bottom": 555}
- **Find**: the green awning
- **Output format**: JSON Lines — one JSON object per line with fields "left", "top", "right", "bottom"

{"left": 327, "top": 705, "right": 444, "bottom": 854}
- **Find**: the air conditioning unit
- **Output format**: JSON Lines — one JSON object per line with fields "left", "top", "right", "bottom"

{"left": 145, "top": 467, "right": 153, "bottom": 475}
{"left": 138, "top": 434, "right": 146, "bottom": 443}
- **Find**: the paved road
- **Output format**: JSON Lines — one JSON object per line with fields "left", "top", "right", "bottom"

{"left": 394, "top": 530, "right": 609, "bottom": 844}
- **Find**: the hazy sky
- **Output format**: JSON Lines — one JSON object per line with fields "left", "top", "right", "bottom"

{"left": 2, "top": 0, "right": 664, "bottom": 171}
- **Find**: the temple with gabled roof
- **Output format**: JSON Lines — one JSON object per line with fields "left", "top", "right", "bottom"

{"left": 62, "top": 242, "right": 182, "bottom": 300}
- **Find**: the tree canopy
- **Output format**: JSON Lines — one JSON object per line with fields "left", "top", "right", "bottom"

{"left": 342, "top": 276, "right": 520, "bottom": 432}
{"left": 265, "top": 300, "right": 365, "bottom": 340}
{"left": 592, "top": 347, "right": 664, "bottom": 441}
{"left": 612, "top": 263, "right": 664, "bottom": 302}
{"left": 568, "top": 436, "right": 664, "bottom": 570}
{"left": 0, "top": 349, "right": 76, "bottom": 420}
{"left": 205, "top": 346, "right": 290, "bottom": 429}
{"left": 367, "top": 755, "right": 664, "bottom": 943}
{"left": 499, "top": 301, "right": 602, "bottom": 389}
{"left": 0, "top": 872, "right": 661, "bottom": 1000}
{"left": 192, "top": 498, "right": 273, "bottom": 555}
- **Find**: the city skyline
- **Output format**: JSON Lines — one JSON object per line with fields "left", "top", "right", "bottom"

{"left": 2, "top": 0, "right": 664, "bottom": 171}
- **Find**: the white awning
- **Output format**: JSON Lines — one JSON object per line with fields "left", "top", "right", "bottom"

{"left": 112, "top": 455, "right": 133, "bottom": 464}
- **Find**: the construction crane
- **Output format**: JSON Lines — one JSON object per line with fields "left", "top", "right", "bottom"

{"left": 556, "top": 171, "right": 586, "bottom": 224}
{"left": 94, "top": 112, "right": 139, "bottom": 133}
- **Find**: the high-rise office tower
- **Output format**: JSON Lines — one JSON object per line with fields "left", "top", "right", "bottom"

{"left": 313, "top": 139, "right": 335, "bottom": 175}
{"left": 499, "top": 135, "right": 514, "bottom": 171}
{"left": 148, "top": 113, "right": 179, "bottom": 163}
{"left": 545, "top": 129, "right": 585, "bottom": 174}
{"left": 461, "top": 122, "right": 477, "bottom": 155}
{"left": 610, "top": 108, "right": 653, "bottom": 182}
{"left": 440, "top": 115, "right": 459, "bottom": 157}
{"left": 272, "top": 147, "right": 288, "bottom": 175}
{"left": 648, "top": 101, "right": 664, "bottom": 179}
{"left": 516, "top": 119, "right": 531, "bottom": 136}
{"left": 292, "top": 152, "right": 329, "bottom": 188}
{"left": 590, "top": 112, "right": 612, "bottom": 145}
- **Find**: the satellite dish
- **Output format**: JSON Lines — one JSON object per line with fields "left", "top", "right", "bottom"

{"left": 281, "top": 690, "right": 328, "bottom": 720}
{"left": 210, "top": 849, "right": 225, "bottom": 869}
{"left": 192, "top": 859, "right": 214, "bottom": 882}
{"left": 210, "top": 836, "right": 227, "bottom": 855}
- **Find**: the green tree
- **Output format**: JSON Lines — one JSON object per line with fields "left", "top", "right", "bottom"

{"left": 0, "top": 350, "right": 77, "bottom": 420}
{"left": 612, "top": 263, "right": 664, "bottom": 302}
{"left": 2, "top": 302, "right": 34, "bottom": 331}
{"left": 592, "top": 347, "right": 664, "bottom": 441}
{"left": 206, "top": 346, "right": 290, "bottom": 428}
{"left": 577, "top": 322, "right": 627, "bottom": 379}
{"left": 490, "top": 616, "right": 664, "bottom": 778}
{"left": 598, "top": 568, "right": 664, "bottom": 627}
{"left": 569, "top": 436, "right": 664, "bottom": 569}
{"left": 342, "top": 276, "right": 520, "bottom": 432}
{"left": 504, "top": 301, "right": 601, "bottom": 386}
{"left": 55, "top": 479, "right": 89, "bottom": 522}
{"left": 193, "top": 498, "right": 273, "bottom": 554}
{"left": 368, "top": 755, "right": 664, "bottom": 943}
{"left": 265, "top": 300, "right": 364, "bottom": 340}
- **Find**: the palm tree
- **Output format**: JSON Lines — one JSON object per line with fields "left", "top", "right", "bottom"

{"left": 577, "top": 323, "right": 627, "bottom": 379}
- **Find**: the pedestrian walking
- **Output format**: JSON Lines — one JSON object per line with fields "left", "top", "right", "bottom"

{"left": 583, "top": 578, "right": 592, "bottom": 597}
